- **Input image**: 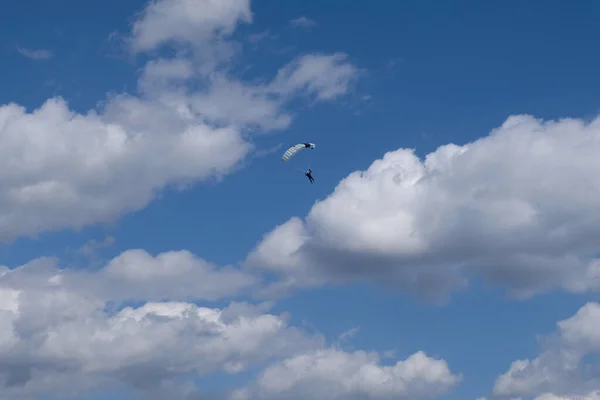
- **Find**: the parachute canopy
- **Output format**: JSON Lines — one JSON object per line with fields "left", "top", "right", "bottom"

{"left": 282, "top": 142, "right": 316, "bottom": 162}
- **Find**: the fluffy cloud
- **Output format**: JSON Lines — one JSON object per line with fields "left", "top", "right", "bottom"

{"left": 0, "top": 298, "right": 318, "bottom": 399}
{"left": 100, "top": 248, "right": 258, "bottom": 301}
{"left": 493, "top": 302, "right": 600, "bottom": 399}
{"left": 0, "top": 0, "right": 360, "bottom": 242}
{"left": 0, "top": 97, "right": 251, "bottom": 242}
{"left": 1, "top": 248, "right": 256, "bottom": 303}
{"left": 129, "top": 0, "right": 252, "bottom": 54}
{"left": 0, "top": 250, "right": 459, "bottom": 400}
{"left": 0, "top": 253, "right": 322, "bottom": 399}
{"left": 232, "top": 348, "right": 461, "bottom": 400}
{"left": 247, "top": 114, "right": 600, "bottom": 301}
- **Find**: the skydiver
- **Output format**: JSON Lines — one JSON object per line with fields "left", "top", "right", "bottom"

{"left": 305, "top": 169, "right": 315, "bottom": 183}
{"left": 303, "top": 143, "right": 312, "bottom": 148}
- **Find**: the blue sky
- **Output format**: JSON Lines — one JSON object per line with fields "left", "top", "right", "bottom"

{"left": 1, "top": 1, "right": 600, "bottom": 400}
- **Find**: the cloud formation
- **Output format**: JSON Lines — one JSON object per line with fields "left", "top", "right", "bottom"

{"left": 0, "top": 0, "right": 360, "bottom": 242}
{"left": 0, "top": 97, "right": 251, "bottom": 241}
{"left": 493, "top": 302, "right": 600, "bottom": 400}
{"left": 0, "top": 250, "right": 311, "bottom": 398}
{"left": 1, "top": 248, "right": 256, "bottom": 304}
{"left": 129, "top": 0, "right": 253, "bottom": 54}
{"left": 232, "top": 349, "right": 460, "bottom": 400}
{"left": 0, "top": 1, "right": 373, "bottom": 397}
{"left": 0, "top": 290, "right": 317, "bottom": 398}
{"left": 0, "top": 249, "right": 460, "bottom": 400}
{"left": 247, "top": 114, "right": 600, "bottom": 301}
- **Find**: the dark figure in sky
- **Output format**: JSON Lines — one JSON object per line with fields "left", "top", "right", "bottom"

{"left": 305, "top": 169, "right": 314, "bottom": 183}
{"left": 303, "top": 143, "right": 312, "bottom": 148}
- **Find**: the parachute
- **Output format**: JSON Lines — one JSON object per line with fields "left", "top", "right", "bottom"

{"left": 281, "top": 142, "right": 316, "bottom": 162}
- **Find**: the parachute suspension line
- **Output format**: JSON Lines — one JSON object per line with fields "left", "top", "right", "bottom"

{"left": 281, "top": 142, "right": 316, "bottom": 179}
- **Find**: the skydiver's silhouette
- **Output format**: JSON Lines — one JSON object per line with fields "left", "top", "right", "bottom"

{"left": 305, "top": 169, "right": 314, "bottom": 183}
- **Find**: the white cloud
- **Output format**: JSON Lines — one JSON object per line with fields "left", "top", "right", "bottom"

{"left": 270, "top": 53, "right": 360, "bottom": 101}
{"left": 127, "top": 0, "right": 253, "bottom": 75}
{"left": 0, "top": 249, "right": 457, "bottom": 400}
{"left": 231, "top": 348, "right": 461, "bottom": 400}
{"left": 0, "top": 0, "right": 361, "bottom": 242}
{"left": 247, "top": 114, "right": 600, "bottom": 301}
{"left": 535, "top": 393, "right": 600, "bottom": 400}
{"left": 136, "top": 53, "right": 359, "bottom": 131}
{"left": 16, "top": 46, "right": 53, "bottom": 60}
{"left": 129, "top": 0, "right": 252, "bottom": 53}
{"left": 289, "top": 16, "right": 316, "bottom": 29}
{"left": 137, "top": 57, "right": 195, "bottom": 93}
{"left": 0, "top": 97, "right": 251, "bottom": 242}
{"left": 0, "top": 297, "right": 318, "bottom": 399}
{"left": 493, "top": 302, "right": 600, "bottom": 399}
{"left": 184, "top": 73, "right": 292, "bottom": 131}
{"left": 2, "top": 248, "right": 257, "bottom": 303}
{"left": 0, "top": 253, "right": 322, "bottom": 399}
{"left": 100, "top": 249, "right": 258, "bottom": 301}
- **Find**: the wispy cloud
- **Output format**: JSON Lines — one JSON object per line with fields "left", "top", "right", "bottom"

{"left": 289, "top": 16, "right": 316, "bottom": 29}
{"left": 76, "top": 236, "right": 116, "bottom": 257}
{"left": 338, "top": 326, "right": 360, "bottom": 342}
{"left": 248, "top": 30, "right": 278, "bottom": 45}
{"left": 16, "top": 45, "right": 54, "bottom": 60}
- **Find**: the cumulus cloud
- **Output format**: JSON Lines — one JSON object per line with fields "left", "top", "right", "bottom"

{"left": 231, "top": 348, "right": 461, "bottom": 400}
{"left": 0, "top": 249, "right": 458, "bottom": 400}
{"left": 0, "top": 252, "right": 323, "bottom": 399}
{"left": 2, "top": 248, "right": 256, "bottom": 303}
{"left": 493, "top": 302, "right": 600, "bottom": 399}
{"left": 0, "top": 0, "right": 360, "bottom": 242}
{"left": 129, "top": 0, "right": 252, "bottom": 55}
{"left": 100, "top": 249, "right": 258, "bottom": 301}
{"left": 0, "top": 97, "right": 251, "bottom": 241}
{"left": 0, "top": 296, "right": 318, "bottom": 399}
{"left": 247, "top": 114, "right": 600, "bottom": 301}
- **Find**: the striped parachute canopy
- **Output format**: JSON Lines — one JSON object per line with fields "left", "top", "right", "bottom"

{"left": 281, "top": 142, "right": 316, "bottom": 162}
